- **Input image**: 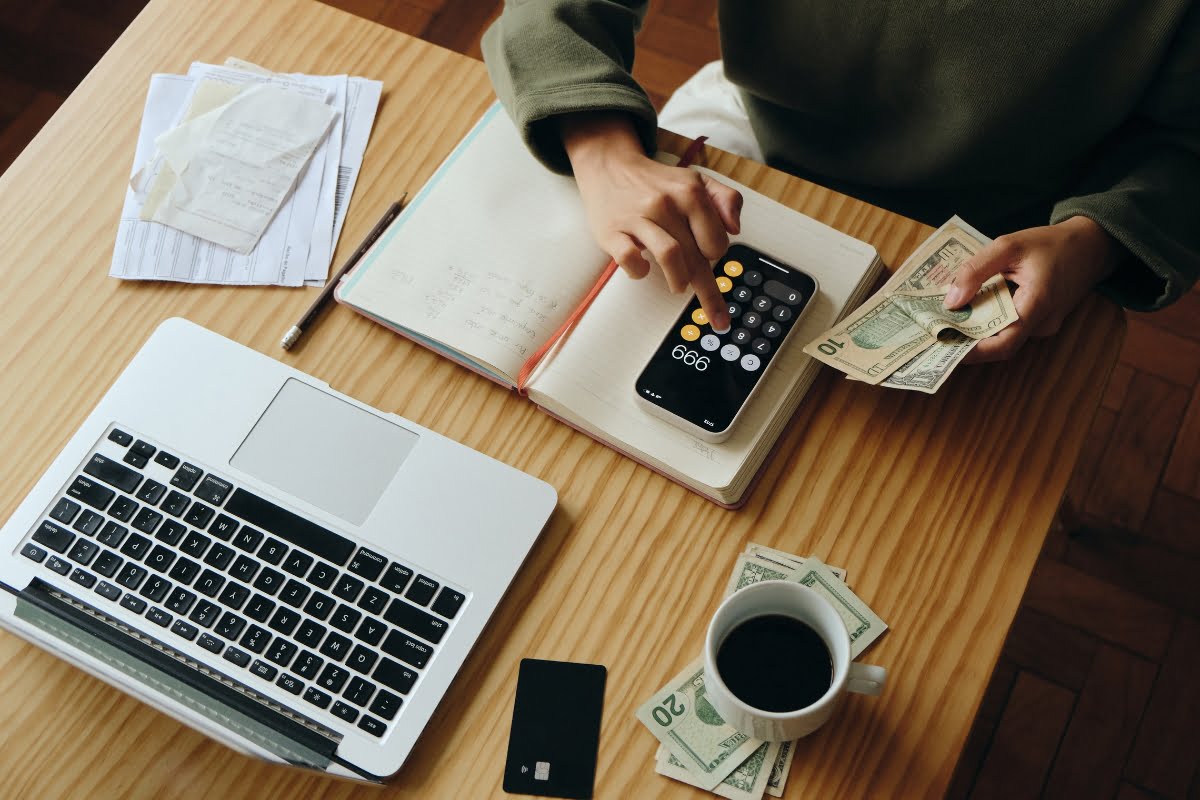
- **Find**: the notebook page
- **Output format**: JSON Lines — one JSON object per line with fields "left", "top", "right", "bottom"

{"left": 338, "top": 103, "right": 610, "bottom": 383}
{"left": 527, "top": 170, "right": 878, "bottom": 493}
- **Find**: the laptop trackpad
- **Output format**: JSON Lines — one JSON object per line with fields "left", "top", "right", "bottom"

{"left": 230, "top": 379, "right": 418, "bottom": 527}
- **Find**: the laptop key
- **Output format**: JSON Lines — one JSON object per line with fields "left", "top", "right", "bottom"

{"left": 33, "top": 520, "right": 74, "bottom": 553}
{"left": 195, "top": 569, "right": 225, "bottom": 598}
{"left": 119, "top": 594, "right": 147, "bottom": 615}
{"left": 51, "top": 498, "right": 81, "bottom": 525}
{"left": 116, "top": 563, "right": 148, "bottom": 590}
{"left": 330, "top": 604, "right": 361, "bottom": 633}
{"left": 97, "top": 521, "right": 128, "bottom": 548}
{"left": 155, "top": 519, "right": 187, "bottom": 545}
{"left": 170, "top": 463, "right": 203, "bottom": 492}
{"left": 215, "top": 612, "right": 247, "bottom": 641}
{"left": 319, "top": 632, "right": 352, "bottom": 662}
{"left": 184, "top": 502, "right": 215, "bottom": 529}
{"left": 108, "top": 429, "right": 133, "bottom": 447}
{"left": 245, "top": 594, "right": 275, "bottom": 622}
{"left": 171, "top": 619, "right": 199, "bottom": 641}
{"left": 265, "top": 638, "right": 298, "bottom": 668}
{"left": 431, "top": 588, "right": 466, "bottom": 620}
{"left": 344, "top": 676, "right": 376, "bottom": 707}
{"left": 233, "top": 526, "right": 264, "bottom": 553}
{"left": 385, "top": 599, "right": 448, "bottom": 644}
{"left": 333, "top": 575, "right": 364, "bottom": 603}
{"left": 347, "top": 645, "right": 378, "bottom": 675}
{"left": 223, "top": 647, "right": 251, "bottom": 668}
{"left": 94, "top": 581, "right": 121, "bottom": 602}
{"left": 68, "top": 476, "right": 115, "bottom": 512}
{"left": 218, "top": 581, "right": 251, "bottom": 610}
{"left": 250, "top": 660, "right": 277, "bottom": 681}
{"left": 131, "top": 508, "right": 163, "bottom": 535}
{"left": 94, "top": 550, "right": 123, "bottom": 578}
{"left": 282, "top": 550, "right": 313, "bottom": 577}
{"left": 209, "top": 514, "right": 239, "bottom": 541}
{"left": 308, "top": 561, "right": 338, "bottom": 590}
{"left": 357, "top": 716, "right": 385, "bottom": 737}
{"left": 373, "top": 659, "right": 418, "bottom": 695}
{"left": 294, "top": 651, "right": 323, "bottom": 679}
{"left": 140, "top": 575, "right": 172, "bottom": 603}
{"left": 83, "top": 453, "right": 142, "bottom": 494}
{"left": 253, "top": 567, "right": 284, "bottom": 596}
{"left": 46, "top": 555, "right": 71, "bottom": 576}
{"left": 369, "top": 690, "right": 402, "bottom": 720}
{"left": 317, "top": 664, "right": 349, "bottom": 693}
{"left": 194, "top": 475, "right": 232, "bottom": 506}
{"left": 109, "top": 496, "right": 139, "bottom": 523}
{"left": 279, "top": 579, "right": 310, "bottom": 608}
{"left": 197, "top": 633, "right": 224, "bottom": 654}
{"left": 165, "top": 587, "right": 197, "bottom": 615}
{"left": 331, "top": 702, "right": 359, "bottom": 723}
{"left": 145, "top": 545, "right": 176, "bottom": 573}
{"left": 405, "top": 575, "right": 439, "bottom": 606}
{"left": 160, "top": 491, "right": 190, "bottom": 519}
{"left": 21, "top": 543, "right": 47, "bottom": 563}
{"left": 180, "top": 531, "right": 210, "bottom": 559}
{"left": 296, "top": 620, "right": 326, "bottom": 647}
{"left": 67, "top": 538, "right": 98, "bottom": 566}
{"left": 189, "top": 600, "right": 221, "bottom": 629}
{"left": 258, "top": 538, "right": 287, "bottom": 565}
{"left": 146, "top": 607, "right": 172, "bottom": 628}
{"left": 357, "top": 586, "right": 388, "bottom": 615}
{"left": 73, "top": 509, "right": 104, "bottom": 536}
{"left": 154, "top": 451, "right": 180, "bottom": 470}
{"left": 347, "top": 548, "right": 386, "bottom": 582}
{"left": 203, "top": 543, "right": 236, "bottom": 570}
{"left": 267, "top": 607, "right": 300, "bottom": 636}
{"left": 230, "top": 555, "right": 259, "bottom": 582}
{"left": 304, "top": 592, "right": 334, "bottom": 621}
{"left": 354, "top": 617, "right": 386, "bottom": 646}
{"left": 303, "top": 687, "right": 332, "bottom": 709}
{"left": 135, "top": 479, "right": 167, "bottom": 506}
{"left": 128, "top": 439, "right": 157, "bottom": 465}
{"left": 69, "top": 568, "right": 97, "bottom": 589}
{"left": 276, "top": 674, "right": 303, "bottom": 695}
{"left": 382, "top": 630, "right": 431, "bottom": 669}
{"left": 224, "top": 489, "right": 354, "bottom": 566}
{"left": 120, "top": 532, "right": 152, "bottom": 561}
{"left": 168, "top": 557, "right": 200, "bottom": 584}
{"left": 240, "top": 625, "right": 272, "bottom": 654}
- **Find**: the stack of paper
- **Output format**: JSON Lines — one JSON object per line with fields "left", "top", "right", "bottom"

{"left": 110, "top": 59, "right": 381, "bottom": 286}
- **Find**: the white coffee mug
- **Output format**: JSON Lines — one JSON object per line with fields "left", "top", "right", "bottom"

{"left": 703, "top": 580, "right": 887, "bottom": 741}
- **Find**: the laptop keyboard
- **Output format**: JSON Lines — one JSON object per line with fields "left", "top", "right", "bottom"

{"left": 17, "top": 425, "right": 468, "bottom": 740}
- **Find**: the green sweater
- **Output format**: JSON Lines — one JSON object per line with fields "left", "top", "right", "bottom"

{"left": 482, "top": 0, "right": 1199, "bottom": 311}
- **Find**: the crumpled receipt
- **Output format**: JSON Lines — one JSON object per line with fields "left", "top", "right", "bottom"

{"left": 136, "top": 83, "right": 336, "bottom": 254}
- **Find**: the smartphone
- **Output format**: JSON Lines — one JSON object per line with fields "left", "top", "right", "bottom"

{"left": 634, "top": 244, "right": 817, "bottom": 442}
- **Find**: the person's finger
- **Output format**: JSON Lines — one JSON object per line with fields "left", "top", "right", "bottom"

{"left": 963, "top": 321, "right": 1029, "bottom": 364}
{"left": 607, "top": 232, "right": 650, "bottom": 280}
{"left": 702, "top": 174, "right": 742, "bottom": 235}
{"left": 690, "top": 263, "right": 730, "bottom": 332}
{"left": 944, "top": 235, "right": 1021, "bottom": 309}
{"left": 676, "top": 175, "right": 731, "bottom": 261}
{"left": 631, "top": 218, "right": 693, "bottom": 294}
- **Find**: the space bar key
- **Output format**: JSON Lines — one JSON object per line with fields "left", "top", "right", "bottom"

{"left": 223, "top": 488, "right": 355, "bottom": 566}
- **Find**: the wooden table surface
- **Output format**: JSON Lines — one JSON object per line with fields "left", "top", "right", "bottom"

{"left": 0, "top": 0, "right": 1124, "bottom": 797}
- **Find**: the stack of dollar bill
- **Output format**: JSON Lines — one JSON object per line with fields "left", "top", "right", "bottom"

{"left": 803, "top": 216, "right": 1019, "bottom": 393}
{"left": 635, "top": 544, "right": 888, "bottom": 799}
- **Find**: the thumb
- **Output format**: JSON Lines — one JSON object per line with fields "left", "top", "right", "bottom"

{"left": 944, "top": 237, "right": 1017, "bottom": 309}
{"left": 702, "top": 175, "right": 743, "bottom": 234}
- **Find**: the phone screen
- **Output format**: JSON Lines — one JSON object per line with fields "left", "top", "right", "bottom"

{"left": 635, "top": 244, "right": 816, "bottom": 436}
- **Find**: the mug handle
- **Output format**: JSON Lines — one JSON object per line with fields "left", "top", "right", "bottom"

{"left": 846, "top": 662, "right": 887, "bottom": 696}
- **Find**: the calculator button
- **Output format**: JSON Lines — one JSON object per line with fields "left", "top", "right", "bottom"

{"left": 731, "top": 328, "right": 751, "bottom": 345}
{"left": 771, "top": 306, "right": 794, "bottom": 323}
{"left": 690, "top": 308, "right": 709, "bottom": 325}
{"left": 741, "top": 312, "right": 763, "bottom": 329}
{"left": 751, "top": 338, "right": 772, "bottom": 355}
{"left": 680, "top": 324, "right": 700, "bottom": 342}
{"left": 762, "top": 321, "right": 783, "bottom": 338}
{"left": 743, "top": 270, "right": 763, "bottom": 286}
{"left": 732, "top": 286, "right": 753, "bottom": 303}
{"left": 715, "top": 276, "right": 733, "bottom": 292}
{"left": 726, "top": 302, "right": 741, "bottom": 318}
{"left": 700, "top": 334, "right": 720, "bottom": 352}
{"left": 764, "top": 280, "right": 803, "bottom": 305}
{"left": 752, "top": 296, "right": 773, "bottom": 313}
{"left": 740, "top": 354, "right": 762, "bottom": 371}
{"left": 723, "top": 260, "right": 743, "bottom": 277}
{"left": 720, "top": 344, "right": 741, "bottom": 362}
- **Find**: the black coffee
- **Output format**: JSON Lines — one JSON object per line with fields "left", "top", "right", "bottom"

{"left": 715, "top": 614, "right": 833, "bottom": 712}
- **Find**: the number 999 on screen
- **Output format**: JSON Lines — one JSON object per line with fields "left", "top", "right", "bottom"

{"left": 672, "top": 345, "right": 709, "bottom": 371}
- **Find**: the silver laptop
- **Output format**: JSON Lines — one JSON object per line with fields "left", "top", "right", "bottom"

{"left": 0, "top": 317, "right": 556, "bottom": 782}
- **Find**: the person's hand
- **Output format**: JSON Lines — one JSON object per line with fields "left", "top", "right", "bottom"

{"left": 561, "top": 111, "right": 743, "bottom": 331}
{"left": 943, "top": 216, "right": 1123, "bottom": 363}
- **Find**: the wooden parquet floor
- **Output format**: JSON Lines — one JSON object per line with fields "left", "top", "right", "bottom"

{"left": 2, "top": 1, "right": 1196, "bottom": 797}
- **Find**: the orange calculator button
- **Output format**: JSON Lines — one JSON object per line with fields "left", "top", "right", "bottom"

{"left": 715, "top": 276, "right": 733, "bottom": 292}
{"left": 691, "top": 308, "right": 709, "bottom": 325}
{"left": 681, "top": 324, "right": 701, "bottom": 341}
{"left": 723, "top": 260, "right": 744, "bottom": 277}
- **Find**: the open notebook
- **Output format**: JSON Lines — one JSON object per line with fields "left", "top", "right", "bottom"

{"left": 336, "top": 104, "right": 882, "bottom": 506}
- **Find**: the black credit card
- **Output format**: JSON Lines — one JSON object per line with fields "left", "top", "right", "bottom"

{"left": 503, "top": 659, "right": 607, "bottom": 799}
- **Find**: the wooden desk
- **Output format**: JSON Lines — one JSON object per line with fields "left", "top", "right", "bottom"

{"left": 0, "top": 0, "right": 1123, "bottom": 797}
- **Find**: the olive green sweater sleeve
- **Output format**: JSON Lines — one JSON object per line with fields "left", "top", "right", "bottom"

{"left": 1050, "top": 4, "right": 1200, "bottom": 311}
{"left": 481, "top": 0, "right": 655, "bottom": 175}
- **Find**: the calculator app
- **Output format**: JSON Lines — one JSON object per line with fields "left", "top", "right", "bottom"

{"left": 636, "top": 245, "right": 816, "bottom": 435}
